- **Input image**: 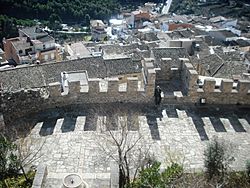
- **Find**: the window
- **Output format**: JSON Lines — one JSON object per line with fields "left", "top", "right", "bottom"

{"left": 44, "top": 54, "right": 48, "bottom": 61}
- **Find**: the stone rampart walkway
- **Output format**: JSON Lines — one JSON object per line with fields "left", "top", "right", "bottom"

{"left": 9, "top": 104, "right": 250, "bottom": 188}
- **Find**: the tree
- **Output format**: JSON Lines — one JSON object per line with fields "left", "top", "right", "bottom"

{"left": 94, "top": 106, "right": 152, "bottom": 187}
{"left": 85, "top": 14, "right": 90, "bottom": 27}
{"left": 0, "top": 130, "right": 45, "bottom": 185}
{"left": 48, "top": 13, "right": 62, "bottom": 31}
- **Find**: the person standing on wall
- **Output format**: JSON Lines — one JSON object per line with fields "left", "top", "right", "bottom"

{"left": 154, "top": 85, "right": 162, "bottom": 105}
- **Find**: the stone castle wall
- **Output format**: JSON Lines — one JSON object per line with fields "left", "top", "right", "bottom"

{"left": 0, "top": 55, "right": 250, "bottom": 121}
{"left": 182, "top": 63, "right": 250, "bottom": 105}
{"left": 0, "top": 65, "right": 156, "bottom": 120}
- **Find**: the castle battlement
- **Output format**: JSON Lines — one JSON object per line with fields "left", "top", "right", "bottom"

{"left": 196, "top": 78, "right": 250, "bottom": 95}
{"left": 48, "top": 73, "right": 153, "bottom": 98}
{"left": 182, "top": 62, "right": 250, "bottom": 104}
{"left": 0, "top": 49, "right": 250, "bottom": 120}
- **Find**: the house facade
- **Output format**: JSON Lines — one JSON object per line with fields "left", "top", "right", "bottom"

{"left": 3, "top": 27, "right": 57, "bottom": 64}
{"left": 90, "top": 20, "right": 107, "bottom": 41}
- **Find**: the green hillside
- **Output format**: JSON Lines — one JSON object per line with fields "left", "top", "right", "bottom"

{"left": 0, "top": 0, "right": 120, "bottom": 22}
{"left": 169, "top": 0, "right": 250, "bottom": 20}
{"left": 0, "top": 0, "right": 162, "bottom": 23}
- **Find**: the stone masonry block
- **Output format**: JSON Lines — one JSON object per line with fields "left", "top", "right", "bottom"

{"left": 68, "top": 81, "right": 80, "bottom": 94}
{"left": 237, "top": 80, "right": 250, "bottom": 94}
{"left": 185, "top": 63, "right": 194, "bottom": 70}
{"left": 145, "top": 62, "right": 154, "bottom": 68}
{"left": 220, "top": 79, "right": 233, "bottom": 93}
{"left": 188, "top": 69, "right": 198, "bottom": 89}
{"left": 146, "top": 69, "right": 156, "bottom": 97}
{"left": 127, "top": 77, "right": 138, "bottom": 93}
{"left": 88, "top": 78, "right": 100, "bottom": 93}
{"left": 146, "top": 86, "right": 155, "bottom": 97}
{"left": 189, "top": 69, "right": 198, "bottom": 77}
{"left": 147, "top": 69, "right": 156, "bottom": 84}
{"left": 203, "top": 78, "right": 216, "bottom": 93}
{"left": 107, "top": 77, "right": 119, "bottom": 94}
{"left": 144, "top": 58, "right": 154, "bottom": 63}
{"left": 161, "top": 58, "right": 172, "bottom": 62}
{"left": 179, "top": 58, "right": 189, "bottom": 62}
{"left": 48, "top": 82, "right": 61, "bottom": 97}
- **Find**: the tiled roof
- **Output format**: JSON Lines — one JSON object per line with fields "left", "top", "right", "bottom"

{"left": 193, "top": 48, "right": 247, "bottom": 79}
{"left": 104, "top": 57, "right": 141, "bottom": 76}
{"left": 152, "top": 47, "right": 188, "bottom": 60}
{"left": 0, "top": 56, "right": 142, "bottom": 91}
{"left": 167, "top": 29, "right": 195, "bottom": 39}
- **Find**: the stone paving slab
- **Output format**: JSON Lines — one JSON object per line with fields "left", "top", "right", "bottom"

{"left": 8, "top": 104, "right": 250, "bottom": 187}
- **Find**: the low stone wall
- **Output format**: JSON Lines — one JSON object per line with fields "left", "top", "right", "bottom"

{"left": 32, "top": 164, "right": 48, "bottom": 188}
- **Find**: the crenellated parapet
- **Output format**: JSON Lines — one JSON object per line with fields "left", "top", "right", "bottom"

{"left": 68, "top": 81, "right": 81, "bottom": 94}
{"left": 203, "top": 78, "right": 216, "bottom": 93}
{"left": 88, "top": 78, "right": 101, "bottom": 93}
{"left": 197, "top": 78, "right": 250, "bottom": 95}
{"left": 182, "top": 61, "right": 250, "bottom": 104}
{"left": 220, "top": 79, "right": 233, "bottom": 93}
{"left": 48, "top": 82, "right": 61, "bottom": 97}
{"left": 48, "top": 74, "right": 153, "bottom": 97}
{"left": 127, "top": 77, "right": 139, "bottom": 93}
{"left": 182, "top": 62, "right": 198, "bottom": 94}
{"left": 107, "top": 77, "right": 119, "bottom": 95}
{"left": 145, "top": 68, "right": 156, "bottom": 97}
{"left": 194, "top": 78, "right": 250, "bottom": 104}
{"left": 237, "top": 80, "right": 250, "bottom": 94}
{"left": 0, "top": 72, "right": 158, "bottom": 119}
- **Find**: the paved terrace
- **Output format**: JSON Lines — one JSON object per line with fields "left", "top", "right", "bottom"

{"left": 7, "top": 104, "right": 250, "bottom": 188}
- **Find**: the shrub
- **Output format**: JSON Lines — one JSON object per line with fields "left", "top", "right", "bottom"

{"left": 131, "top": 161, "right": 183, "bottom": 187}
{"left": 0, "top": 134, "right": 20, "bottom": 180}
{"left": 1, "top": 170, "right": 35, "bottom": 188}
{"left": 227, "top": 171, "right": 250, "bottom": 188}
{"left": 246, "top": 160, "right": 250, "bottom": 180}
{"left": 204, "top": 138, "right": 234, "bottom": 181}
{"left": 132, "top": 161, "right": 162, "bottom": 187}
{"left": 162, "top": 163, "right": 183, "bottom": 184}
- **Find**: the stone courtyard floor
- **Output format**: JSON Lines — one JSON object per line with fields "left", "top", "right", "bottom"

{"left": 8, "top": 103, "right": 250, "bottom": 188}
